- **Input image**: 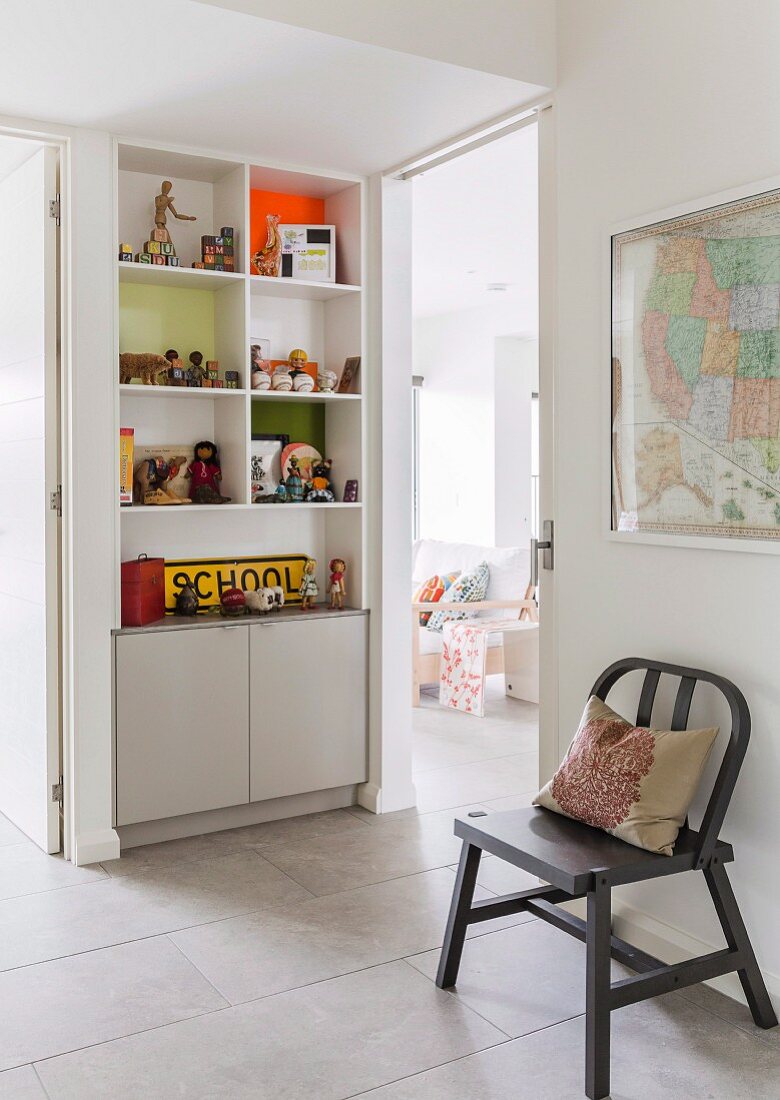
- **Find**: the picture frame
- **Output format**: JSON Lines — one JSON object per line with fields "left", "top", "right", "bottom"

{"left": 338, "top": 356, "right": 361, "bottom": 394}
{"left": 609, "top": 179, "right": 780, "bottom": 550}
{"left": 279, "top": 224, "right": 336, "bottom": 282}
{"left": 250, "top": 337, "right": 271, "bottom": 376}
{"left": 250, "top": 433, "right": 289, "bottom": 502}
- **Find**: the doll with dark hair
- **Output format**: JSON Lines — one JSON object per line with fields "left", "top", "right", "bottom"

{"left": 187, "top": 441, "right": 231, "bottom": 504}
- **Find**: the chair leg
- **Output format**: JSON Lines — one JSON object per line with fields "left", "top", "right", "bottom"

{"left": 705, "top": 862, "right": 778, "bottom": 1029}
{"left": 586, "top": 875, "right": 612, "bottom": 1100}
{"left": 436, "top": 841, "right": 481, "bottom": 989}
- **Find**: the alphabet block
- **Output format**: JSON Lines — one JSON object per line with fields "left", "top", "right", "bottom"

{"left": 165, "top": 256, "right": 180, "bottom": 266}
{"left": 192, "top": 261, "right": 205, "bottom": 269}
{"left": 145, "top": 240, "right": 161, "bottom": 254}
{"left": 136, "top": 252, "right": 152, "bottom": 263}
{"left": 152, "top": 254, "right": 166, "bottom": 265}
{"left": 150, "top": 228, "right": 168, "bottom": 243}
{"left": 202, "top": 379, "right": 213, "bottom": 388}
{"left": 160, "top": 241, "right": 173, "bottom": 255}
{"left": 220, "top": 227, "right": 234, "bottom": 237}
{"left": 118, "top": 251, "right": 133, "bottom": 262}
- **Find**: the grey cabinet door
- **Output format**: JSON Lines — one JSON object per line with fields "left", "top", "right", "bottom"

{"left": 115, "top": 628, "right": 249, "bottom": 826}
{"left": 249, "top": 616, "right": 367, "bottom": 802}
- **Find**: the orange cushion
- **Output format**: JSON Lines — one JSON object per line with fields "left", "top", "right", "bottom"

{"left": 413, "top": 572, "right": 459, "bottom": 626}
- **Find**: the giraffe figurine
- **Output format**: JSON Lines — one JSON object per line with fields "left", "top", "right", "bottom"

{"left": 252, "top": 213, "right": 282, "bottom": 277}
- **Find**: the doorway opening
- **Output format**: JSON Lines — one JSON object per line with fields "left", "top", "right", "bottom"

{"left": 0, "top": 134, "right": 63, "bottom": 854}
{"left": 409, "top": 121, "right": 541, "bottom": 813}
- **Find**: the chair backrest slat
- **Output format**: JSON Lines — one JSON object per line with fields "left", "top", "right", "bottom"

{"left": 636, "top": 668, "right": 660, "bottom": 727}
{"left": 590, "top": 658, "right": 750, "bottom": 866}
{"left": 671, "top": 676, "right": 696, "bottom": 731}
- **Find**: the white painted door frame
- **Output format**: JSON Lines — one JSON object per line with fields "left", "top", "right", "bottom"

{"left": 0, "top": 122, "right": 72, "bottom": 856}
{"left": 373, "top": 100, "right": 557, "bottom": 812}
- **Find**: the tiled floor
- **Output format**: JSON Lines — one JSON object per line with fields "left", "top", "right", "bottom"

{"left": 0, "top": 678, "right": 778, "bottom": 1097}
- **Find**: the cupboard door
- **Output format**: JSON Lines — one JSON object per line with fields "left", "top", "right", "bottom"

{"left": 115, "top": 628, "right": 249, "bottom": 826}
{"left": 249, "top": 616, "right": 367, "bottom": 802}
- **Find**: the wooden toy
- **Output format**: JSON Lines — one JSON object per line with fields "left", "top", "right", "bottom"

{"left": 328, "top": 558, "right": 346, "bottom": 610}
{"left": 225, "top": 369, "right": 239, "bottom": 383}
{"left": 146, "top": 240, "right": 161, "bottom": 254}
{"left": 119, "top": 352, "right": 172, "bottom": 386}
{"left": 214, "top": 379, "right": 224, "bottom": 388}
{"left": 118, "top": 250, "right": 133, "bottom": 262}
{"left": 152, "top": 254, "right": 166, "bottom": 265}
{"left": 153, "top": 180, "right": 196, "bottom": 256}
{"left": 187, "top": 440, "right": 231, "bottom": 504}
{"left": 136, "top": 252, "right": 152, "bottom": 263}
{"left": 252, "top": 213, "right": 281, "bottom": 277}
{"left": 192, "top": 261, "right": 205, "bottom": 269}
{"left": 207, "top": 362, "right": 219, "bottom": 380}
{"left": 220, "top": 226, "right": 234, "bottom": 237}
{"left": 299, "top": 558, "right": 318, "bottom": 611}
{"left": 160, "top": 241, "right": 174, "bottom": 255}
{"left": 202, "top": 379, "right": 213, "bottom": 388}
{"left": 166, "top": 256, "right": 180, "bottom": 266}
{"left": 119, "top": 242, "right": 133, "bottom": 254}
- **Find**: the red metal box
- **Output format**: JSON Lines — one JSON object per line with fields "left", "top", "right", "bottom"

{"left": 121, "top": 554, "right": 165, "bottom": 627}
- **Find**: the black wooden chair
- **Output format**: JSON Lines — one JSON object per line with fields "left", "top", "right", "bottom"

{"left": 436, "top": 657, "right": 777, "bottom": 1100}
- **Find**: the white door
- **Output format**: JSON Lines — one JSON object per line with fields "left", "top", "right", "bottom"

{"left": 0, "top": 143, "right": 61, "bottom": 852}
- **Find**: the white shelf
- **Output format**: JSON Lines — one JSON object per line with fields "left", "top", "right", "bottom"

{"left": 120, "top": 384, "right": 248, "bottom": 399}
{"left": 118, "top": 261, "right": 244, "bottom": 291}
{"left": 121, "top": 502, "right": 362, "bottom": 516}
{"left": 249, "top": 389, "right": 361, "bottom": 403}
{"left": 249, "top": 275, "right": 361, "bottom": 301}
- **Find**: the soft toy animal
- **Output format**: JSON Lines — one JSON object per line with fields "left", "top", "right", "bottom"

{"left": 244, "top": 588, "right": 275, "bottom": 614}
{"left": 120, "top": 352, "right": 172, "bottom": 386}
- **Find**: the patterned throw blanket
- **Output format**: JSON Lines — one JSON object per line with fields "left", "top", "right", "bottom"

{"left": 439, "top": 618, "right": 509, "bottom": 717}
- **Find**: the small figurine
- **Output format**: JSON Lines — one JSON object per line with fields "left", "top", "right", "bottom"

{"left": 328, "top": 558, "right": 347, "bottom": 610}
{"left": 119, "top": 352, "right": 172, "bottom": 386}
{"left": 284, "top": 454, "right": 304, "bottom": 501}
{"left": 299, "top": 558, "right": 319, "bottom": 611}
{"left": 152, "top": 180, "right": 196, "bottom": 256}
{"left": 305, "top": 459, "right": 335, "bottom": 502}
{"left": 252, "top": 213, "right": 281, "bottom": 277}
{"left": 318, "top": 369, "right": 337, "bottom": 393}
{"left": 188, "top": 350, "right": 207, "bottom": 387}
{"left": 175, "top": 581, "right": 200, "bottom": 616}
{"left": 274, "top": 481, "right": 288, "bottom": 503}
{"left": 187, "top": 440, "right": 231, "bottom": 504}
{"left": 220, "top": 588, "right": 246, "bottom": 617}
{"left": 288, "top": 348, "right": 309, "bottom": 382}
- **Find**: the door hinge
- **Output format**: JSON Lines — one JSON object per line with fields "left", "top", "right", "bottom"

{"left": 49, "top": 194, "right": 61, "bottom": 226}
{"left": 50, "top": 485, "right": 62, "bottom": 516}
{"left": 51, "top": 777, "right": 63, "bottom": 805}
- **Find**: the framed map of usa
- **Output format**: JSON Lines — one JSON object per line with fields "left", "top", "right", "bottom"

{"left": 611, "top": 183, "right": 780, "bottom": 544}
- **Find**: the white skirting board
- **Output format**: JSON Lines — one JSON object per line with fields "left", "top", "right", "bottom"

{"left": 73, "top": 828, "right": 121, "bottom": 866}
{"left": 116, "top": 784, "right": 360, "bottom": 850}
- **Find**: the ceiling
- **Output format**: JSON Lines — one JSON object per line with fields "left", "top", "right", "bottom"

{"left": 0, "top": 0, "right": 545, "bottom": 177}
{"left": 412, "top": 123, "right": 538, "bottom": 323}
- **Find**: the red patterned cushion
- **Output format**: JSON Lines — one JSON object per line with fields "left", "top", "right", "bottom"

{"left": 413, "top": 571, "right": 459, "bottom": 626}
{"left": 534, "top": 696, "right": 718, "bottom": 855}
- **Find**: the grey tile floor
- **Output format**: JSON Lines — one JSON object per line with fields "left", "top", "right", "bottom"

{"left": 1, "top": 677, "right": 778, "bottom": 1097}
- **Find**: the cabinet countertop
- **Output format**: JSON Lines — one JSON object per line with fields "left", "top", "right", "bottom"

{"left": 113, "top": 604, "right": 368, "bottom": 636}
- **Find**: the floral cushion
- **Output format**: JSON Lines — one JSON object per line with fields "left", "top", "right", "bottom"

{"left": 426, "top": 561, "right": 490, "bottom": 633}
{"left": 413, "top": 571, "right": 460, "bottom": 626}
{"left": 534, "top": 696, "right": 719, "bottom": 856}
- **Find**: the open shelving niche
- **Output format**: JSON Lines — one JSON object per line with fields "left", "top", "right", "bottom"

{"left": 114, "top": 142, "right": 367, "bottom": 622}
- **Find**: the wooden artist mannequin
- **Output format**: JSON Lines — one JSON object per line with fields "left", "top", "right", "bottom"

{"left": 154, "top": 180, "right": 196, "bottom": 244}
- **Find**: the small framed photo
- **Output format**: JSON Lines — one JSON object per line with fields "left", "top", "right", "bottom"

{"left": 250, "top": 433, "right": 289, "bottom": 502}
{"left": 279, "top": 224, "right": 336, "bottom": 282}
{"left": 338, "top": 356, "right": 361, "bottom": 394}
{"left": 343, "top": 479, "right": 359, "bottom": 502}
{"left": 250, "top": 337, "right": 271, "bottom": 372}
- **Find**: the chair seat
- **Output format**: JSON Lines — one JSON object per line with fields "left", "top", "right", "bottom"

{"left": 454, "top": 806, "right": 734, "bottom": 895}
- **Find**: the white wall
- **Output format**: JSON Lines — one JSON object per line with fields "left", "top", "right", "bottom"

{"left": 0, "top": 148, "right": 49, "bottom": 844}
{"left": 415, "top": 303, "right": 535, "bottom": 547}
{"left": 495, "top": 337, "right": 538, "bottom": 546}
{"left": 555, "top": 0, "right": 780, "bottom": 1002}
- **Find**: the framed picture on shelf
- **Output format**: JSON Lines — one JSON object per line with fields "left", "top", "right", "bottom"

{"left": 338, "top": 356, "right": 361, "bottom": 393}
{"left": 279, "top": 224, "right": 336, "bottom": 282}
{"left": 250, "top": 433, "right": 289, "bottom": 502}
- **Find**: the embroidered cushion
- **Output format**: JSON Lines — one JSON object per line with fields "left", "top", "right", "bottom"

{"left": 533, "top": 696, "right": 718, "bottom": 856}
{"left": 426, "top": 561, "right": 490, "bottom": 633}
{"left": 413, "top": 571, "right": 459, "bottom": 626}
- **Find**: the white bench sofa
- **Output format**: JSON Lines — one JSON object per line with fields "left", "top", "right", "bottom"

{"left": 411, "top": 538, "right": 537, "bottom": 706}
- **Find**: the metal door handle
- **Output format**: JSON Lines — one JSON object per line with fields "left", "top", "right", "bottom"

{"left": 530, "top": 520, "right": 554, "bottom": 587}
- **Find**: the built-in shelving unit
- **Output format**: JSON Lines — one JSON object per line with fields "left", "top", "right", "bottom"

{"left": 114, "top": 140, "right": 367, "bottom": 619}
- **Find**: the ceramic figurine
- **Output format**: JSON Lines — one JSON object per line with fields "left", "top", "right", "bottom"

{"left": 252, "top": 213, "right": 281, "bottom": 277}
{"left": 318, "top": 369, "right": 337, "bottom": 393}
{"left": 287, "top": 348, "right": 310, "bottom": 388}
{"left": 305, "top": 459, "right": 335, "bottom": 502}
{"left": 152, "top": 180, "right": 196, "bottom": 256}
{"left": 328, "top": 558, "right": 347, "bottom": 610}
{"left": 299, "top": 558, "right": 319, "bottom": 611}
{"left": 220, "top": 588, "right": 246, "bottom": 617}
{"left": 119, "top": 352, "right": 172, "bottom": 386}
{"left": 284, "top": 455, "right": 305, "bottom": 501}
{"left": 133, "top": 454, "right": 190, "bottom": 505}
{"left": 175, "top": 581, "right": 200, "bottom": 616}
{"left": 271, "top": 366, "right": 293, "bottom": 391}
{"left": 187, "top": 440, "right": 231, "bottom": 504}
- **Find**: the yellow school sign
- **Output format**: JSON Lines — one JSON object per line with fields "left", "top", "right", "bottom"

{"left": 164, "top": 554, "right": 309, "bottom": 612}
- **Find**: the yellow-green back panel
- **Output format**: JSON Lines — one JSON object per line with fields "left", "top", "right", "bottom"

{"left": 119, "top": 284, "right": 216, "bottom": 360}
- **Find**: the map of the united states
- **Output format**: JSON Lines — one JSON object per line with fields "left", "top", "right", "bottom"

{"left": 614, "top": 192, "right": 780, "bottom": 538}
